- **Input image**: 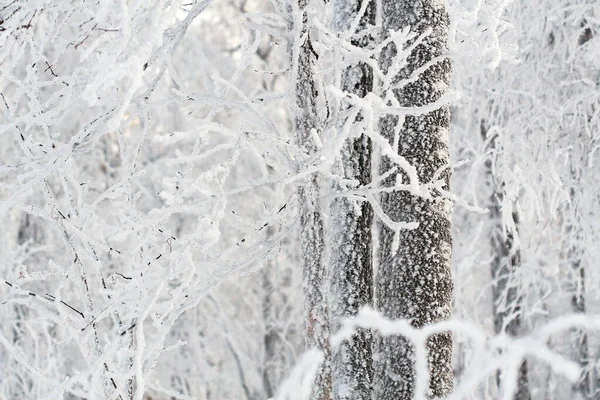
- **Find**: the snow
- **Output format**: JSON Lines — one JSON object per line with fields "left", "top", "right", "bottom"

{"left": 1, "top": 0, "right": 599, "bottom": 399}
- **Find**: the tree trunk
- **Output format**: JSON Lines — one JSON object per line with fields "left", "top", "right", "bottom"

{"left": 570, "top": 251, "right": 592, "bottom": 399}
{"left": 374, "top": 1, "right": 453, "bottom": 399}
{"left": 482, "top": 121, "right": 531, "bottom": 400}
{"left": 294, "top": 1, "right": 332, "bottom": 398}
{"left": 328, "top": 1, "right": 375, "bottom": 399}
{"left": 9, "top": 214, "right": 40, "bottom": 398}
{"left": 569, "top": 23, "right": 595, "bottom": 399}
{"left": 262, "top": 257, "right": 294, "bottom": 398}
{"left": 568, "top": 182, "right": 593, "bottom": 399}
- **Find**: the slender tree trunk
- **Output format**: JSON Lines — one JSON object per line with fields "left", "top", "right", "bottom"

{"left": 374, "top": 1, "right": 453, "bottom": 399}
{"left": 294, "top": 1, "right": 332, "bottom": 398}
{"left": 262, "top": 255, "right": 293, "bottom": 399}
{"left": 568, "top": 181, "right": 593, "bottom": 399}
{"left": 328, "top": 1, "right": 375, "bottom": 399}
{"left": 482, "top": 122, "right": 531, "bottom": 400}
{"left": 9, "top": 214, "right": 40, "bottom": 398}
{"left": 568, "top": 23, "right": 595, "bottom": 399}
{"left": 489, "top": 210, "right": 531, "bottom": 400}
{"left": 570, "top": 251, "right": 592, "bottom": 399}
{"left": 262, "top": 266, "right": 282, "bottom": 399}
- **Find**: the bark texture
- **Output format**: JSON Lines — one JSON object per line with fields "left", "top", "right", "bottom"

{"left": 328, "top": 1, "right": 375, "bottom": 399}
{"left": 374, "top": 1, "right": 453, "bottom": 399}
{"left": 295, "top": 1, "right": 332, "bottom": 398}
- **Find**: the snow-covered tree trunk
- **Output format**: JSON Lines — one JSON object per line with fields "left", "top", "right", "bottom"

{"left": 568, "top": 24, "right": 595, "bottom": 400}
{"left": 568, "top": 218, "right": 591, "bottom": 399}
{"left": 294, "top": 0, "right": 332, "bottom": 398}
{"left": 374, "top": 1, "right": 453, "bottom": 399}
{"left": 567, "top": 156, "right": 593, "bottom": 400}
{"left": 482, "top": 122, "right": 531, "bottom": 400}
{"left": 328, "top": 0, "right": 375, "bottom": 399}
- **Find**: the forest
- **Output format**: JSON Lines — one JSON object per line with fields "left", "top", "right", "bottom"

{"left": 0, "top": 0, "right": 599, "bottom": 399}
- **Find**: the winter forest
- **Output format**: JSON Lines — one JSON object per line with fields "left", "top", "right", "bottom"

{"left": 1, "top": 0, "right": 600, "bottom": 399}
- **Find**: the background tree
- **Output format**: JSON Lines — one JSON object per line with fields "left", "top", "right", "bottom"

{"left": 482, "top": 120, "right": 531, "bottom": 400}
{"left": 2, "top": 1, "right": 600, "bottom": 400}
{"left": 452, "top": 0, "right": 600, "bottom": 398}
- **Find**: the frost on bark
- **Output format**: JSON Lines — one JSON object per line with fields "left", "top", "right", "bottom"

{"left": 567, "top": 160, "right": 593, "bottom": 399}
{"left": 374, "top": 1, "right": 453, "bottom": 399}
{"left": 328, "top": 0, "right": 375, "bottom": 399}
{"left": 294, "top": 0, "right": 332, "bottom": 398}
{"left": 482, "top": 122, "right": 531, "bottom": 400}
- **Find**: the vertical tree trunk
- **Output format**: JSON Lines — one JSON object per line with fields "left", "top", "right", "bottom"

{"left": 569, "top": 24, "right": 595, "bottom": 399}
{"left": 568, "top": 181, "right": 593, "bottom": 399}
{"left": 328, "top": 1, "right": 375, "bottom": 399}
{"left": 262, "top": 265, "right": 282, "bottom": 399}
{"left": 9, "top": 214, "right": 40, "bottom": 399}
{"left": 262, "top": 258, "right": 293, "bottom": 399}
{"left": 374, "top": 1, "right": 453, "bottom": 399}
{"left": 294, "top": 1, "right": 332, "bottom": 398}
{"left": 482, "top": 122, "right": 531, "bottom": 400}
{"left": 570, "top": 245, "right": 591, "bottom": 399}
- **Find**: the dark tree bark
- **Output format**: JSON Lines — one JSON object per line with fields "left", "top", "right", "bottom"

{"left": 328, "top": 1, "right": 375, "bottom": 399}
{"left": 294, "top": 0, "right": 332, "bottom": 398}
{"left": 374, "top": 1, "right": 453, "bottom": 399}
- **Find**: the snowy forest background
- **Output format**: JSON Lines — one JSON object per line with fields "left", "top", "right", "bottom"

{"left": 1, "top": 0, "right": 600, "bottom": 399}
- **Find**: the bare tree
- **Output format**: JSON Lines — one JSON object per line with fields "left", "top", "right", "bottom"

{"left": 293, "top": 0, "right": 332, "bottom": 397}
{"left": 374, "top": 1, "right": 453, "bottom": 399}
{"left": 482, "top": 121, "right": 531, "bottom": 400}
{"left": 566, "top": 21, "right": 596, "bottom": 400}
{"left": 567, "top": 181, "right": 593, "bottom": 400}
{"left": 327, "top": 0, "right": 376, "bottom": 399}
